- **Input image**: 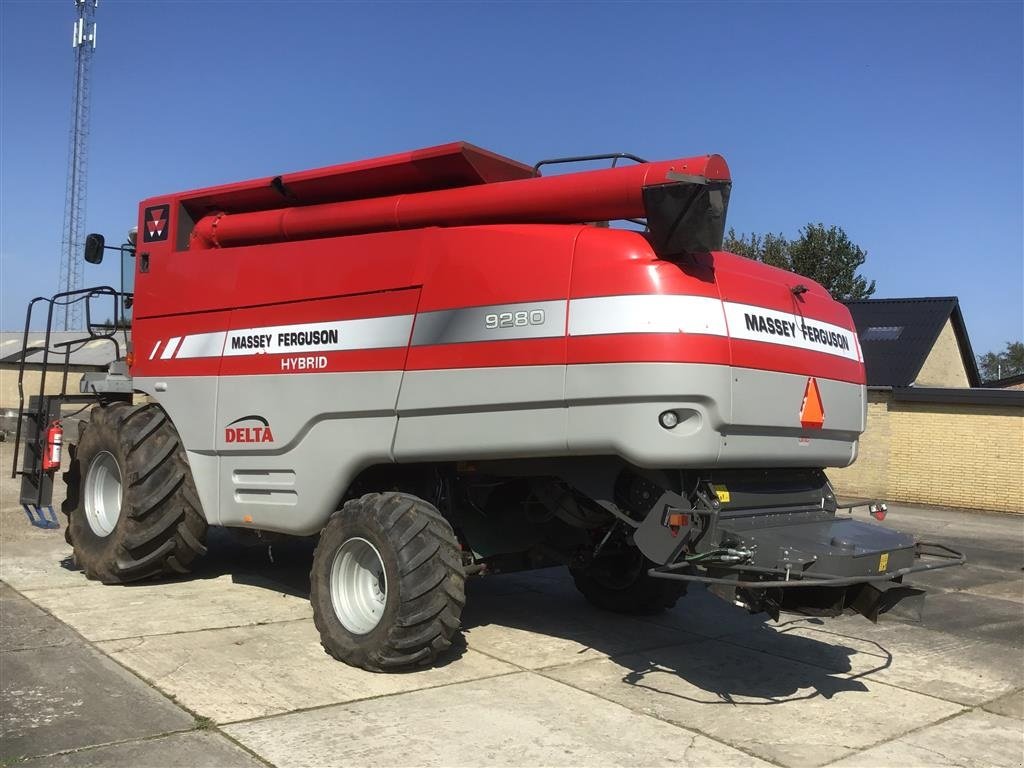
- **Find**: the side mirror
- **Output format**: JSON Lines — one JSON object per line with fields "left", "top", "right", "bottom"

{"left": 84, "top": 233, "right": 105, "bottom": 264}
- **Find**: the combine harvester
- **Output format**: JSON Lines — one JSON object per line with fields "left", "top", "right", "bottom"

{"left": 13, "top": 143, "right": 963, "bottom": 671}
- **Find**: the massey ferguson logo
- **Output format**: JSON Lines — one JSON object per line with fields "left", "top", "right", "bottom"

{"left": 224, "top": 415, "right": 274, "bottom": 444}
{"left": 143, "top": 204, "right": 170, "bottom": 242}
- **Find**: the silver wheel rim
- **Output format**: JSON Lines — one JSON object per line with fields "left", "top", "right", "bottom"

{"left": 84, "top": 451, "right": 122, "bottom": 537}
{"left": 330, "top": 537, "right": 387, "bottom": 635}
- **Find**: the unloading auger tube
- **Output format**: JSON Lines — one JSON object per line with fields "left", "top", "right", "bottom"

{"left": 188, "top": 154, "right": 730, "bottom": 250}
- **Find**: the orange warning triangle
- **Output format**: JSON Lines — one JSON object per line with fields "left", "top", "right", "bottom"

{"left": 800, "top": 377, "right": 825, "bottom": 429}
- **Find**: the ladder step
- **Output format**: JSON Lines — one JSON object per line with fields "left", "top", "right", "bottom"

{"left": 23, "top": 504, "right": 60, "bottom": 530}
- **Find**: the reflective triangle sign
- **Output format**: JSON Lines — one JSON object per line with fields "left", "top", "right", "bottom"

{"left": 800, "top": 377, "right": 825, "bottom": 429}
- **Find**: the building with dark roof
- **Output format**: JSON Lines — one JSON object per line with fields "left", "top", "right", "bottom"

{"left": 844, "top": 297, "right": 980, "bottom": 388}
{"left": 983, "top": 372, "right": 1024, "bottom": 391}
{"left": 827, "top": 297, "right": 1022, "bottom": 513}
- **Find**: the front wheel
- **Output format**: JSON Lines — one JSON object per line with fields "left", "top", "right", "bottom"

{"left": 310, "top": 493, "right": 465, "bottom": 671}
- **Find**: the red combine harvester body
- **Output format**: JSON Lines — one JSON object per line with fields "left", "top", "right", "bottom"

{"left": 15, "top": 143, "right": 962, "bottom": 671}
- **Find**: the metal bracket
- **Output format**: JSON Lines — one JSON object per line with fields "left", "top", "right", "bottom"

{"left": 648, "top": 541, "right": 965, "bottom": 588}
{"left": 632, "top": 490, "right": 694, "bottom": 564}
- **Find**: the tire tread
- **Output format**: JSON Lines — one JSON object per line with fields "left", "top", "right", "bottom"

{"left": 64, "top": 402, "right": 208, "bottom": 584}
{"left": 311, "top": 492, "right": 465, "bottom": 672}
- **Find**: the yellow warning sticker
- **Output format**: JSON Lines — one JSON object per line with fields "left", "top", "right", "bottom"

{"left": 713, "top": 485, "right": 731, "bottom": 503}
{"left": 879, "top": 552, "right": 890, "bottom": 572}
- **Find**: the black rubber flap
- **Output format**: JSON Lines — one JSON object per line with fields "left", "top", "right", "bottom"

{"left": 643, "top": 179, "right": 731, "bottom": 255}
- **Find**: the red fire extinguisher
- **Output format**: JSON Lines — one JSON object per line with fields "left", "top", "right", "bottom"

{"left": 42, "top": 421, "right": 63, "bottom": 472}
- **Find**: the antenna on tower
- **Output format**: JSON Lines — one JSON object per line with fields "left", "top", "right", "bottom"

{"left": 57, "top": 0, "right": 98, "bottom": 331}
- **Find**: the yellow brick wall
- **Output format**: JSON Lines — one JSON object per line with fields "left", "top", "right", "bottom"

{"left": 828, "top": 390, "right": 890, "bottom": 498}
{"left": 915, "top": 318, "right": 971, "bottom": 387}
{"left": 830, "top": 392, "right": 1024, "bottom": 513}
{"left": 0, "top": 368, "right": 85, "bottom": 410}
{"left": 887, "top": 401, "right": 1023, "bottom": 511}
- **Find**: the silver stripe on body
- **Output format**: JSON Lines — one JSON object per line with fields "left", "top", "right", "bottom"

{"left": 160, "top": 337, "right": 181, "bottom": 360}
{"left": 411, "top": 300, "right": 567, "bottom": 346}
{"left": 176, "top": 331, "right": 228, "bottom": 359}
{"left": 157, "top": 296, "right": 859, "bottom": 361}
{"left": 568, "top": 294, "right": 728, "bottom": 337}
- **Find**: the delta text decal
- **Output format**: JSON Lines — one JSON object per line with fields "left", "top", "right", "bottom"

{"left": 224, "top": 415, "right": 274, "bottom": 444}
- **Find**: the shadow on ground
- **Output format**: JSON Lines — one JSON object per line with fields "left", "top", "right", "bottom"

{"left": 54, "top": 529, "right": 891, "bottom": 698}
{"left": 58, "top": 527, "right": 316, "bottom": 598}
{"left": 463, "top": 576, "right": 891, "bottom": 705}
{"left": 609, "top": 623, "right": 887, "bottom": 706}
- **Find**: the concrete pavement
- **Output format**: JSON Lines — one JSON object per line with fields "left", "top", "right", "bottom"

{"left": 0, "top": 584, "right": 261, "bottom": 767}
{"left": 1, "top": 453, "right": 1021, "bottom": 767}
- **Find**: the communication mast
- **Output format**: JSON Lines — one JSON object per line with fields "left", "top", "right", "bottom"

{"left": 57, "top": 0, "right": 98, "bottom": 330}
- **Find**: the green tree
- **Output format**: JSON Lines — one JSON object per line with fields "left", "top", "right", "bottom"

{"left": 724, "top": 223, "right": 876, "bottom": 300}
{"left": 723, "top": 229, "right": 789, "bottom": 270}
{"left": 978, "top": 341, "right": 1024, "bottom": 381}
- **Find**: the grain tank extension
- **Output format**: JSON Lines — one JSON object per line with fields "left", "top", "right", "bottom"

{"left": 13, "top": 143, "right": 963, "bottom": 671}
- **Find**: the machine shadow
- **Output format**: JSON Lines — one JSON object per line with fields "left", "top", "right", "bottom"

{"left": 196, "top": 529, "right": 316, "bottom": 599}
{"left": 461, "top": 571, "right": 892, "bottom": 705}
{"left": 57, "top": 528, "right": 318, "bottom": 599}
{"left": 61, "top": 534, "right": 892, "bottom": 690}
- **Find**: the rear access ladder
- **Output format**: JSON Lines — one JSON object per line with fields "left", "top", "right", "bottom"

{"left": 11, "top": 287, "right": 131, "bottom": 528}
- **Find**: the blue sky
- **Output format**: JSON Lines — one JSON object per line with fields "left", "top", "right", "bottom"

{"left": 2, "top": 0, "right": 1021, "bottom": 355}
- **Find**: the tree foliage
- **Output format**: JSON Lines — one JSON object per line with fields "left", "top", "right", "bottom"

{"left": 977, "top": 341, "right": 1024, "bottom": 382}
{"left": 724, "top": 223, "right": 876, "bottom": 301}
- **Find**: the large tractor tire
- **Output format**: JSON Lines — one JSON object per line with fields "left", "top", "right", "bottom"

{"left": 311, "top": 492, "right": 465, "bottom": 671}
{"left": 62, "top": 402, "right": 207, "bottom": 583}
{"left": 571, "top": 549, "right": 686, "bottom": 615}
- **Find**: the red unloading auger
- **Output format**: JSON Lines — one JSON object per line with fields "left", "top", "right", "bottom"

{"left": 187, "top": 148, "right": 732, "bottom": 257}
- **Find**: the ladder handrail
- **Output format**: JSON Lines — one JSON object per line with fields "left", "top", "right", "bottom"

{"left": 10, "top": 286, "right": 127, "bottom": 480}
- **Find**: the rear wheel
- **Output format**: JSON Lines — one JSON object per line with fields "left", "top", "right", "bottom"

{"left": 311, "top": 492, "right": 465, "bottom": 671}
{"left": 62, "top": 402, "right": 208, "bottom": 583}
{"left": 571, "top": 549, "right": 686, "bottom": 615}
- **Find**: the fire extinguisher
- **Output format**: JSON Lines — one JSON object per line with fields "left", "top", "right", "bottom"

{"left": 42, "top": 421, "right": 63, "bottom": 472}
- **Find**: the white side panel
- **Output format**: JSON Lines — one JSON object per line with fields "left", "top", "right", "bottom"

{"left": 565, "top": 363, "right": 731, "bottom": 467}
{"left": 213, "top": 370, "right": 404, "bottom": 534}
{"left": 565, "top": 363, "right": 863, "bottom": 469}
{"left": 396, "top": 365, "right": 564, "bottom": 412}
{"left": 219, "top": 417, "right": 397, "bottom": 534}
{"left": 394, "top": 366, "right": 567, "bottom": 460}
{"left": 137, "top": 361, "right": 863, "bottom": 534}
